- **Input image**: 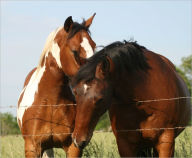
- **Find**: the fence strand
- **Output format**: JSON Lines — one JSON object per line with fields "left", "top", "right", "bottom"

{"left": 0, "top": 96, "right": 191, "bottom": 108}
{"left": 0, "top": 96, "right": 191, "bottom": 137}
{"left": 1, "top": 126, "right": 191, "bottom": 137}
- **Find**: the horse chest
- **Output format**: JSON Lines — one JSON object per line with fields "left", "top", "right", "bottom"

{"left": 17, "top": 65, "right": 67, "bottom": 127}
{"left": 17, "top": 67, "right": 46, "bottom": 127}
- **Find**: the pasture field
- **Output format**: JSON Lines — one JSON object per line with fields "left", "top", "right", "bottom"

{"left": 0, "top": 127, "right": 191, "bottom": 158}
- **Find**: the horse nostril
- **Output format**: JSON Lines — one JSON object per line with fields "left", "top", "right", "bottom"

{"left": 78, "top": 141, "right": 87, "bottom": 149}
{"left": 73, "top": 138, "right": 87, "bottom": 149}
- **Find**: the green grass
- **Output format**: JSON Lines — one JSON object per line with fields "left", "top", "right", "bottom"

{"left": 0, "top": 128, "right": 191, "bottom": 158}
{"left": 0, "top": 135, "right": 25, "bottom": 158}
{"left": 175, "top": 127, "right": 192, "bottom": 157}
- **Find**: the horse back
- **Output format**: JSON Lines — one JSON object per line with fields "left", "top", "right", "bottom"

{"left": 158, "top": 54, "right": 176, "bottom": 71}
{"left": 144, "top": 50, "right": 191, "bottom": 127}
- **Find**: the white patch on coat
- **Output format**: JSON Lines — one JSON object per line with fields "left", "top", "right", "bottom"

{"left": 17, "top": 27, "right": 63, "bottom": 126}
{"left": 18, "top": 86, "right": 26, "bottom": 99}
{"left": 80, "top": 37, "right": 94, "bottom": 58}
{"left": 38, "top": 26, "right": 62, "bottom": 68}
{"left": 51, "top": 42, "right": 62, "bottom": 68}
{"left": 17, "top": 63, "right": 46, "bottom": 126}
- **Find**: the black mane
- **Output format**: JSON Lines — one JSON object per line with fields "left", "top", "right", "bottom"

{"left": 72, "top": 41, "right": 150, "bottom": 86}
{"left": 68, "top": 20, "right": 90, "bottom": 39}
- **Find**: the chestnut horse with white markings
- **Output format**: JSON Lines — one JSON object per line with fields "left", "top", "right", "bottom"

{"left": 72, "top": 41, "right": 191, "bottom": 157}
{"left": 17, "top": 14, "right": 96, "bottom": 158}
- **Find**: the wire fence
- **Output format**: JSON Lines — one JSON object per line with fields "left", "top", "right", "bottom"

{"left": 0, "top": 96, "right": 192, "bottom": 134}
{"left": 1, "top": 96, "right": 191, "bottom": 108}
{"left": 1, "top": 126, "right": 192, "bottom": 138}
{"left": 1, "top": 96, "right": 192, "bottom": 157}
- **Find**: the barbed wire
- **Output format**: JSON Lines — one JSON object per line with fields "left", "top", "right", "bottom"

{"left": 0, "top": 96, "right": 191, "bottom": 137}
{"left": 137, "top": 96, "right": 192, "bottom": 103}
{"left": 0, "top": 104, "right": 76, "bottom": 108}
{"left": 0, "top": 96, "right": 191, "bottom": 109}
{"left": 1, "top": 125, "right": 191, "bottom": 137}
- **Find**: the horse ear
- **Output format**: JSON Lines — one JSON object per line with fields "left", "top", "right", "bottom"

{"left": 84, "top": 13, "right": 96, "bottom": 28}
{"left": 95, "top": 56, "right": 114, "bottom": 80}
{"left": 64, "top": 16, "right": 73, "bottom": 33}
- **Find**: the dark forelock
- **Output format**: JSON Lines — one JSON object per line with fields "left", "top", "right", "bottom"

{"left": 68, "top": 20, "right": 90, "bottom": 39}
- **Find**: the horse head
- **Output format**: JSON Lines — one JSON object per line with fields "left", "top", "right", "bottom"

{"left": 39, "top": 14, "right": 96, "bottom": 77}
{"left": 71, "top": 56, "right": 114, "bottom": 149}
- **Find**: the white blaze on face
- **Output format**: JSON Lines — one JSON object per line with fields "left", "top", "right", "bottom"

{"left": 80, "top": 37, "right": 94, "bottom": 58}
{"left": 83, "top": 84, "right": 89, "bottom": 94}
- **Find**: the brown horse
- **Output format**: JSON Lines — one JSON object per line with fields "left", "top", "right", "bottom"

{"left": 71, "top": 41, "right": 191, "bottom": 157}
{"left": 17, "top": 14, "right": 96, "bottom": 158}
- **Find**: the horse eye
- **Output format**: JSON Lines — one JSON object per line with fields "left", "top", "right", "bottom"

{"left": 85, "top": 79, "right": 92, "bottom": 84}
{"left": 96, "top": 98, "right": 104, "bottom": 105}
{"left": 72, "top": 50, "right": 78, "bottom": 55}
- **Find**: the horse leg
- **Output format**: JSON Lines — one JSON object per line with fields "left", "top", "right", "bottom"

{"left": 139, "top": 147, "right": 158, "bottom": 157}
{"left": 152, "top": 147, "right": 159, "bottom": 157}
{"left": 116, "top": 135, "right": 137, "bottom": 157}
{"left": 137, "top": 147, "right": 152, "bottom": 157}
{"left": 42, "top": 149, "right": 54, "bottom": 158}
{"left": 66, "top": 143, "right": 82, "bottom": 158}
{"left": 156, "top": 129, "right": 175, "bottom": 157}
{"left": 24, "top": 138, "right": 43, "bottom": 158}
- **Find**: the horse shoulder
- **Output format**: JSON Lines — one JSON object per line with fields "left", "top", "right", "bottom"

{"left": 17, "top": 68, "right": 37, "bottom": 128}
{"left": 18, "top": 67, "right": 37, "bottom": 109}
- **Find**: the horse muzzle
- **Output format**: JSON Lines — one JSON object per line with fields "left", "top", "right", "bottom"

{"left": 73, "top": 137, "right": 88, "bottom": 149}
{"left": 72, "top": 132, "right": 90, "bottom": 149}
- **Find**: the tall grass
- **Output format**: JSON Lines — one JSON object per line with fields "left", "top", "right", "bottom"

{"left": 0, "top": 128, "right": 191, "bottom": 158}
{"left": 175, "top": 127, "right": 192, "bottom": 157}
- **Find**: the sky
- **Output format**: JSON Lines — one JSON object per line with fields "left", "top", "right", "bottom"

{"left": 0, "top": 0, "right": 191, "bottom": 115}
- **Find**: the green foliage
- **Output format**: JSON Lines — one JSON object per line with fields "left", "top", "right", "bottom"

{"left": 181, "top": 55, "right": 192, "bottom": 81}
{"left": 95, "top": 112, "right": 111, "bottom": 131}
{"left": 176, "top": 67, "right": 191, "bottom": 94}
{"left": 176, "top": 55, "right": 192, "bottom": 94}
{"left": 0, "top": 113, "right": 20, "bottom": 135}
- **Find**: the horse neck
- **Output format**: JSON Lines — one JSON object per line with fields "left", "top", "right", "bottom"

{"left": 112, "top": 71, "right": 147, "bottom": 102}
{"left": 36, "top": 52, "right": 71, "bottom": 97}
{"left": 52, "top": 28, "right": 80, "bottom": 77}
{"left": 57, "top": 44, "right": 80, "bottom": 77}
{"left": 36, "top": 27, "right": 79, "bottom": 95}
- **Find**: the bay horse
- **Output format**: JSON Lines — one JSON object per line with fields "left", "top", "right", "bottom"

{"left": 17, "top": 14, "right": 96, "bottom": 158}
{"left": 71, "top": 41, "right": 191, "bottom": 157}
